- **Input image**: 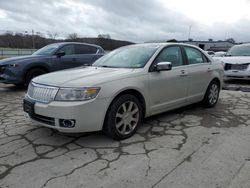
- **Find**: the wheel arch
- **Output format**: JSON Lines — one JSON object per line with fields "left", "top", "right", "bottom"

{"left": 210, "top": 77, "right": 221, "bottom": 88}
{"left": 101, "top": 88, "right": 147, "bottom": 138}
{"left": 104, "top": 88, "right": 147, "bottom": 123}
{"left": 24, "top": 65, "right": 49, "bottom": 82}
{"left": 203, "top": 77, "right": 221, "bottom": 99}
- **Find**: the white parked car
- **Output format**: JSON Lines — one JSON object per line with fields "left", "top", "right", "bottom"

{"left": 213, "top": 51, "right": 226, "bottom": 57}
{"left": 216, "top": 43, "right": 250, "bottom": 80}
{"left": 205, "top": 51, "right": 215, "bottom": 56}
{"left": 23, "top": 43, "right": 224, "bottom": 140}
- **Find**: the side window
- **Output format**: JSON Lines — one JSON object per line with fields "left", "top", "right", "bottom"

{"left": 75, "top": 45, "right": 97, "bottom": 54}
{"left": 184, "top": 47, "right": 204, "bottom": 64}
{"left": 154, "top": 46, "right": 184, "bottom": 67}
{"left": 202, "top": 54, "right": 210, "bottom": 62}
{"left": 58, "top": 45, "right": 75, "bottom": 55}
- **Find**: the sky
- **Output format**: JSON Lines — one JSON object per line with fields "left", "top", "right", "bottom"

{"left": 0, "top": 0, "right": 250, "bottom": 42}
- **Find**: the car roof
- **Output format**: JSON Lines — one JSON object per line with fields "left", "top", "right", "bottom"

{"left": 126, "top": 42, "right": 204, "bottom": 50}
{"left": 51, "top": 42, "right": 103, "bottom": 49}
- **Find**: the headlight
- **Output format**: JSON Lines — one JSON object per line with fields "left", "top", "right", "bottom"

{"left": 7, "top": 64, "right": 19, "bottom": 68}
{"left": 55, "top": 87, "right": 100, "bottom": 101}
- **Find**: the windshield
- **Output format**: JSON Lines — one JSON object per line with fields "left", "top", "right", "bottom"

{"left": 33, "top": 44, "right": 61, "bottom": 56}
{"left": 93, "top": 46, "right": 158, "bottom": 68}
{"left": 226, "top": 45, "right": 250, "bottom": 56}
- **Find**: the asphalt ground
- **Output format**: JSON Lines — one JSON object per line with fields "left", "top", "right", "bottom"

{"left": 0, "top": 80, "right": 250, "bottom": 188}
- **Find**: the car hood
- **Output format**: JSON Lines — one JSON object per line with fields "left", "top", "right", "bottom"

{"left": 0, "top": 55, "right": 47, "bottom": 65}
{"left": 215, "top": 56, "right": 250, "bottom": 64}
{"left": 32, "top": 66, "right": 141, "bottom": 87}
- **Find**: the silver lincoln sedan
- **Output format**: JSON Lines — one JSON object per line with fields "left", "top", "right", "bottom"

{"left": 23, "top": 43, "right": 224, "bottom": 140}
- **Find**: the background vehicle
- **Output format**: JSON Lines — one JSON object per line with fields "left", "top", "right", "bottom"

{"left": 213, "top": 51, "right": 226, "bottom": 57}
{"left": 24, "top": 43, "right": 224, "bottom": 140}
{"left": 205, "top": 50, "right": 215, "bottom": 56}
{"left": 215, "top": 43, "right": 250, "bottom": 80}
{"left": 0, "top": 42, "right": 105, "bottom": 86}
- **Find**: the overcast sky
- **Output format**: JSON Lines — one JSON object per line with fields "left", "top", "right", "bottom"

{"left": 0, "top": 0, "right": 250, "bottom": 42}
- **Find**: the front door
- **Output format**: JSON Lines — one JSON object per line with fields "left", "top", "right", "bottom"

{"left": 148, "top": 46, "right": 189, "bottom": 115}
{"left": 183, "top": 46, "right": 213, "bottom": 102}
{"left": 51, "top": 44, "right": 82, "bottom": 71}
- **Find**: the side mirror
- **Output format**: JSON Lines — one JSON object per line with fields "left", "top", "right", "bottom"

{"left": 56, "top": 51, "right": 65, "bottom": 58}
{"left": 155, "top": 62, "right": 172, "bottom": 71}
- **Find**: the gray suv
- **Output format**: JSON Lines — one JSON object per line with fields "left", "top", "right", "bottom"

{"left": 0, "top": 42, "right": 105, "bottom": 86}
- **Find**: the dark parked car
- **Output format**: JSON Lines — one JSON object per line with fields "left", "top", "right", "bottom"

{"left": 0, "top": 42, "right": 105, "bottom": 86}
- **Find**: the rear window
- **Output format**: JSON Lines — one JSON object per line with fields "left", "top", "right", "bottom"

{"left": 184, "top": 47, "right": 210, "bottom": 64}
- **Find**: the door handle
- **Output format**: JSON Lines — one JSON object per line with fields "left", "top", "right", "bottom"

{"left": 72, "top": 58, "right": 77, "bottom": 62}
{"left": 207, "top": 68, "right": 212, "bottom": 72}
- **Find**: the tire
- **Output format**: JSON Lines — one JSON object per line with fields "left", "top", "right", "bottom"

{"left": 25, "top": 68, "right": 46, "bottom": 86}
{"left": 203, "top": 80, "right": 220, "bottom": 108}
{"left": 103, "top": 94, "right": 143, "bottom": 140}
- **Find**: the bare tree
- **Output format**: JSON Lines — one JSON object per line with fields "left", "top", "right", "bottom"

{"left": 226, "top": 38, "right": 236, "bottom": 44}
{"left": 47, "top": 32, "right": 59, "bottom": 40}
{"left": 67, "top": 33, "right": 78, "bottom": 40}
{"left": 98, "top": 34, "right": 111, "bottom": 39}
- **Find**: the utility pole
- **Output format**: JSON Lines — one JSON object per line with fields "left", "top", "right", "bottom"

{"left": 188, "top": 25, "right": 192, "bottom": 40}
{"left": 32, "top": 29, "right": 35, "bottom": 49}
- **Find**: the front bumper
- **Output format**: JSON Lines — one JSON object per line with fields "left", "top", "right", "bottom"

{"left": 224, "top": 70, "right": 250, "bottom": 80}
{"left": 0, "top": 66, "right": 23, "bottom": 84}
{"left": 0, "top": 75, "right": 23, "bottom": 84}
{"left": 24, "top": 97, "right": 111, "bottom": 133}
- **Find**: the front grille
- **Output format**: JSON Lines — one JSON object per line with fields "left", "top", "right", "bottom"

{"left": 227, "top": 76, "right": 244, "bottom": 78}
{"left": 30, "top": 113, "right": 55, "bottom": 126}
{"left": 224, "top": 63, "right": 249, "bottom": 71}
{"left": 27, "top": 82, "right": 59, "bottom": 103}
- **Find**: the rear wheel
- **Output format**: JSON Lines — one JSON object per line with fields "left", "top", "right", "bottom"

{"left": 25, "top": 68, "right": 46, "bottom": 86}
{"left": 103, "top": 94, "right": 143, "bottom": 140}
{"left": 203, "top": 80, "right": 220, "bottom": 108}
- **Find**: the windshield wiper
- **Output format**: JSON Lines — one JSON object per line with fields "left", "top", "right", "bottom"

{"left": 98, "top": 65, "right": 116, "bottom": 68}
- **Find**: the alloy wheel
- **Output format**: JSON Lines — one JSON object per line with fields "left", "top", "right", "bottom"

{"left": 115, "top": 101, "right": 139, "bottom": 135}
{"left": 208, "top": 83, "right": 219, "bottom": 105}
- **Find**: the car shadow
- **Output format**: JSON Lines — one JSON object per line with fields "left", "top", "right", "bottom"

{"left": 0, "top": 83, "right": 26, "bottom": 92}
{"left": 223, "top": 79, "right": 250, "bottom": 92}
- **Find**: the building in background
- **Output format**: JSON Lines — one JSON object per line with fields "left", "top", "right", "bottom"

{"left": 180, "top": 39, "right": 234, "bottom": 52}
{"left": 146, "top": 39, "right": 235, "bottom": 52}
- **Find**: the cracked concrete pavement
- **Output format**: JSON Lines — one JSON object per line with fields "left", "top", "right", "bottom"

{"left": 0, "top": 82, "right": 250, "bottom": 188}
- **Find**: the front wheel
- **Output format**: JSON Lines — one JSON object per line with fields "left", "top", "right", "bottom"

{"left": 103, "top": 94, "right": 143, "bottom": 140}
{"left": 203, "top": 80, "right": 220, "bottom": 108}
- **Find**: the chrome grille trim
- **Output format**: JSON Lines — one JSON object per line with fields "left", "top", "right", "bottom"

{"left": 27, "top": 82, "right": 59, "bottom": 103}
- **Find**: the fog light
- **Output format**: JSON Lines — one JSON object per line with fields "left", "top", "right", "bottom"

{"left": 59, "top": 119, "right": 75, "bottom": 128}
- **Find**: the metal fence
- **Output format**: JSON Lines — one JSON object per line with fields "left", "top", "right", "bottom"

{"left": 0, "top": 48, "right": 37, "bottom": 58}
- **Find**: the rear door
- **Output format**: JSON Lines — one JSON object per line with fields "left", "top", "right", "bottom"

{"left": 183, "top": 46, "right": 213, "bottom": 102}
{"left": 148, "top": 46, "right": 189, "bottom": 114}
{"left": 74, "top": 44, "right": 101, "bottom": 66}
